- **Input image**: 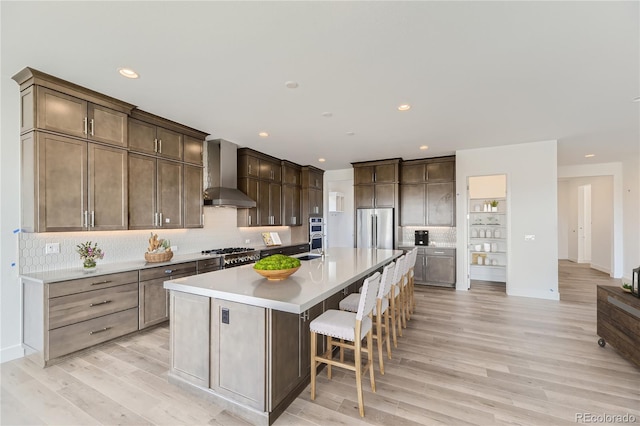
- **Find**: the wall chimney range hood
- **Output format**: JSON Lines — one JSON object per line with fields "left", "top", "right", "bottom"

{"left": 203, "top": 139, "right": 256, "bottom": 208}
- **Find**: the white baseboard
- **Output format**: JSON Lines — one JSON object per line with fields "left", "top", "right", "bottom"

{"left": 590, "top": 263, "right": 611, "bottom": 275}
{"left": 568, "top": 256, "right": 578, "bottom": 263}
{"left": 506, "top": 286, "right": 560, "bottom": 301}
{"left": 0, "top": 344, "right": 24, "bottom": 364}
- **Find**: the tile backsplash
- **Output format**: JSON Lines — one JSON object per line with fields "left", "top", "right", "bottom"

{"left": 19, "top": 208, "right": 293, "bottom": 274}
{"left": 400, "top": 226, "right": 457, "bottom": 247}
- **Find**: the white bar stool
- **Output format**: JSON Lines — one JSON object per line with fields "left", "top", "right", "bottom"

{"left": 310, "top": 272, "right": 381, "bottom": 417}
{"left": 339, "top": 262, "right": 395, "bottom": 374}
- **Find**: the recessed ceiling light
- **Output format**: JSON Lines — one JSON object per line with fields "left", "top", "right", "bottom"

{"left": 398, "top": 104, "right": 411, "bottom": 111}
{"left": 285, "top": 81, "right": 299, "bottom": 89}
{"left": 420, "top": 145, "right": 429, "bottom": 150}
{"left": 322, "top": 112, "right": 333, "bottom": 118}
{"left": 118, "top": 68, "right": 139, "bottom": 79}
{"left": 318, "top": 158, "right": 326, "bottom": 163}
{"left": 259, "top": 132, "right": 269, "bottom": 138}
{"left": 346, "top": 132, "right": 355, "bottom": 136}
{"left": 584, "top": 154, "right": 595, "bottom": 158}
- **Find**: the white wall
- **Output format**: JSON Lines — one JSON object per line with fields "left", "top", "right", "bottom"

{"left": 622, "top": 156, "right": 640, "bottom": 281}
{"left": 560, "top": 176, "right": 613, "bottom": 273}
{"left": 1, "top": 65, "right": 24, "bottom": 362}
{"left": 325, "top": 169, "right": 354, "bottom": 248}
{"left": 558, "top": 162, "right": 625, "bottom": 278}
{"left": 456, "top": 140, "right": 559, "bottom": 300}
{"left": 557, "top": 180, "right": 570, "bottom": 259}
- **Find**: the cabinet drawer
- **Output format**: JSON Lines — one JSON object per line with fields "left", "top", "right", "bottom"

{"left": 139, "top": 262, "right": 196, "bottom": 281}
{"left": 49, "top": 283, "right": 138, "bottom": 330}
{"left": 48, "top": 271, "right": 138, "bottom": 298}
{"left": 48, "top": 307, "right": 138, "bottom": 359}
{"left": 424, "top": 248, "right": 456, "bottom": 257}
{"left": 197, "top": 258, "right": 222, "bottom": 273}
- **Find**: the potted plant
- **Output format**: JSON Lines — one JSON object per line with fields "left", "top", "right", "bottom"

{"left": 490, "top": 200, "right": 499, "bottom": 212}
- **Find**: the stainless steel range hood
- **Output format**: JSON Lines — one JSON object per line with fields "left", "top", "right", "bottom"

{"left": 203, "top": 139, "right": 256, "bottom": 208}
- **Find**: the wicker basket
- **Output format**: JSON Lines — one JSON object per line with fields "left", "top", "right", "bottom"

{"left": 145, "top": 251, "right": 173, "bottom": 263}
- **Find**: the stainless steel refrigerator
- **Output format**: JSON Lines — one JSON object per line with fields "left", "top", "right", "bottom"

{"left": 356, "top": 208, "right": 394, "bottom": 249}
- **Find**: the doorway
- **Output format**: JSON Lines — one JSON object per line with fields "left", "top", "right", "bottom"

{"left": 467, "top": 174, "right": 508, "bottom": 291}
{"left": 577, "top": 184, "right": 592, "bottom": 264}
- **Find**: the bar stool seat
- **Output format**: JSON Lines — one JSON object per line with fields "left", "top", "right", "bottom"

{"left": 339, "top": 294, "right": 389, "bottom": 317}
{"left": 310, "top": 310, "right": 372, "bottom": 341}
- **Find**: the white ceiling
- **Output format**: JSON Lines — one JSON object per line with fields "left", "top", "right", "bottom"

{"left": 2, "top": 1, "right": 638, "bottom": 171}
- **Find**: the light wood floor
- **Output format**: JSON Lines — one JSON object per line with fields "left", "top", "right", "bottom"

{"left": 2, "top": 261, "right": 639, "bottom": 425}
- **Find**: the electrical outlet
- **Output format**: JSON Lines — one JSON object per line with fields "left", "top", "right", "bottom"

{"left": 221, "top": 308, "right": 229, "bottom": 324}
{"left": 245, "top": 239, "right": 250, "bottom": 244}
{"left": 524, "top": 235, "right": 536, "bottom": 241}
{"left": 171, "top": 245, "right": 178, "bottom": 252}
{"left": 45, "top": 243, "right": 60, "bottom": 254}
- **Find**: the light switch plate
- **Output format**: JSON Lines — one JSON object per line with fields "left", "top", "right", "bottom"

{"left": 45, "top": 243, "right": 60, "bottom": 254}
{"left": 524, "top": 235, "right": 536, "bottom": 241}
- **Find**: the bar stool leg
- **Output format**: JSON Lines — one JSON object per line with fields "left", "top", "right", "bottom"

{"left": 310, "top": 330, "right": 317, "bottom": 400}
{"left": 384, "top": 307, "right": 391, "bottom": 359}
{"left": 367, "top": 330, "right": 376, "bottom": 392}
{"left": 375, "top": 302, "right": 384, "bottom": 374}
{"left": 327, "top": 336, "right": 333, "bottom": 379}
{"left": 354, "top": 327, "right": 364, "bottom": 417}
{"left": 389, "top": 293, "right": 398, "bottom": 347}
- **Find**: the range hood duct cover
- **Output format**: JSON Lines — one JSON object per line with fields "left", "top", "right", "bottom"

{"left": 203, "top": 139, "right": 256, "bottom": 208}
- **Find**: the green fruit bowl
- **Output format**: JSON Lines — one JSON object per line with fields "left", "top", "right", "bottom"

{"left": 254, "top": 266, "right": 300, "bottom": 281}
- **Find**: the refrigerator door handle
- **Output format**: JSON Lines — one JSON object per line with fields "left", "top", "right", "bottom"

{"left": 373, "top": 214, "right": 378, "bottom": 248}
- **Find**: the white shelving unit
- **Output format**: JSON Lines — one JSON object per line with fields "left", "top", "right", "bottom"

{"left": 468, "top": 197, "right": 506, "bottom": 282}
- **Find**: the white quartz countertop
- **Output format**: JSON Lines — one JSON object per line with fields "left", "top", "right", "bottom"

{"left": 164, "top": 248, "right": 402, "bottom": 314}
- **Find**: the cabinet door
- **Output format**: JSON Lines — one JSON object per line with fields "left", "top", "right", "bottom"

{"left": 183, "top": 136, "right": 203, "bottom": 165}
{"left": 237, "top": 178, "right": 259, "bottom": 226}
{"left": 88, "top": 144, "right": 127, "bottom": 230}
{"left": 354, "top": 185, "right": 375, "bottom": 209}
{"left": 310, "top": 171, "right": 323, "bottom": 189}
{"left": 270, "top": 183, "right": 282, "bottom": 225}
{"left": 87, "top": 103, "right": 128, "bottom": 147}
{"left": 299, "top": 302, "right": 324, "bottom": 378}
{"left": 258, "top": 180, "right": 271, "bottom": 225}
{"left": 36, "top": 87, "right": 87, "bottom": 139}
{"left": 426, "top": 255, "right": 456, "bottom": 284}
{"left": 414, "top": 253, "right": 426, "bottom": 284}
{"left": 271, "top": 310, "right": 301, "bottom": 407}
{"left": 310, "top": 188, "right": 323, "bottom": 216}
{"left": 400, "top": 184, "right": 426, "bottom": 226}
{"left": 36, "top": 133, "right": 87, "bottom": 232}
{"left": 156, "top": 127, "right": 183, "bottom": 161}
{"left": 426, "top": 161, "right": 455, "bottom": 182}
{"left": 374, "top": 164, "right": 397, "bottom": 183}
{"left": 282, "top": 185, "right": 301, "bottom": 226}
{"left": 139, "top": 277, "right": 169, "bottom": 329}
{"left": 128, "top": 153, "right": 157, "bottom": 229}
{"left": 211, "top": 300, "right": 266, "bottom": 411}
{"left": 157, "top": 159, "right": 183, "bottom": 228}
{"left": 282, "top": 165, "right": 300, "bottom": 185}
{"left": 427, "top": 182, "right": 455, "bottom": 226}
{"left": 401, "top": 163, "right": 426, "bottom": 183}
{"left": 128, "top": 118, "right": 157, "bottom": 156}
{"left": 374, "top": 183, "right": 395, "bottom": 207}
{"left": 184, "top": 164, "right": 203, "bottom": 228}
{"left": 238, "top": 155, "right": 260, "bottom": 178}
{"left": 354, "top": 166, "right": 374, "bottom": 185}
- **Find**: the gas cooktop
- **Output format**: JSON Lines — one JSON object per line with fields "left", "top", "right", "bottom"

{"left": 201, "top": 247, "right": 255, "bottom": 255}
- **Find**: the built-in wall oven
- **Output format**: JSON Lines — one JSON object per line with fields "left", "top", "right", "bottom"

{"left": 309, "top": 217, "right": 324, "bottom": 250}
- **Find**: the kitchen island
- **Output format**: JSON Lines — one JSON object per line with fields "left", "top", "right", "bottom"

{"left": 163, "top": 248, "right": 401, "bottom": 425}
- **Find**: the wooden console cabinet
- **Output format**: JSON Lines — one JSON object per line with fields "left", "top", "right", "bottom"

{"left": 596, "top": 285, "right": 640, "bottom": 367}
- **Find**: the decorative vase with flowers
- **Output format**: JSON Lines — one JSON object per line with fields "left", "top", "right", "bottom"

{"left": 77, "top": 241, "right": 104, "bottom": 271}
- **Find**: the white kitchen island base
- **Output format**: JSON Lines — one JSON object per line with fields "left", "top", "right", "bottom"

{"left": 164, "top": 248, "right": 402, "bottom": 425}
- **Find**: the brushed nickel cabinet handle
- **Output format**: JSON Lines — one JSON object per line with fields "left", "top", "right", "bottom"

{"left": 89, "top": 300, "right": 111, "bottom": 307}
{"left": 90, "top": 280, "right": 112, "bottom": 286}
{"left": 89, "top": 327, "right": 111, "bottom": 335}
{"left": 83, "top": 117, "right": 88, "bottom": 135}
{"left": 91, "top": 211, "right": 95, "bottom": 228}
{"left": 159, "top": 139, "right": 162, "bottom": 153}
{"left": 159, "top": 213, "right": 163, "bottom": 227}
{"left": 154, "top": 212, "right": 158, "bottom": 227}
{"left": 90, "top": 119, "right": 95, "bottom": 136}
{"left": 434, "top": 251, "right": 445, "bottom": 254}
{"left": 164, "top": 269, "right": 174, "bottom": 274}
{"left": 83, "top": 210, "right": 88, "bottom": 228}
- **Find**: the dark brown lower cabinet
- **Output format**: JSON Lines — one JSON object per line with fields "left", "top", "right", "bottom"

{"left": 596, "top": 286, "right": 640, "bottom": 367}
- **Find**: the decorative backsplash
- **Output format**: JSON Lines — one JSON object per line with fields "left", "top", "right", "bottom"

{"left": 19, "top": 208, "right": 292, "bottom": 274}
{"left": 400, "top": 226, "right": 457, "bottom": 247}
